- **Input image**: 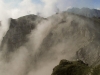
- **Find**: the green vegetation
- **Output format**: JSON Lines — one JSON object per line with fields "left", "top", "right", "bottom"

{"left": 92, "top": 65, "right": 100, "bottom": 75}
{"left": 52, "top": 59, "right": 100, "bottom": 75}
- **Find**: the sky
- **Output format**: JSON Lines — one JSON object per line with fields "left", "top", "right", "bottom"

{"left": 0, "top": 0, "right": 100, "bottom": 19}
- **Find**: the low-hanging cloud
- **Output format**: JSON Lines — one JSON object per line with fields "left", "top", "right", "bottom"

{"left": 0, "top": 0, "right": 71, "bottom": 45}
{"left": 0, "top": 0, "right": 97, "bottom": 18}
{"left": 0, "top": 0, "right": 75, "bottom": 18}
{"left": 0, "top": 11, "right": 98, "bottom": 75}
{"left": 0, "top": 0, "right": 99, "bottom": 75}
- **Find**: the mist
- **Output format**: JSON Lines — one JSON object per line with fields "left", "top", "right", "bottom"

{"left": 0, "top": 0, "right": 100, "bottom": 75}
{"left": 0, "top": 11, "right": 98, "bottom": 75}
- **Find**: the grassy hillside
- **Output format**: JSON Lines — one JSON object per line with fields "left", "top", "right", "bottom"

{"left": 52, "top": 59, "right": 100, "bottom": 75}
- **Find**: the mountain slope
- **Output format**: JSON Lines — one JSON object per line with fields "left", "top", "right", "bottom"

{"left": 0, "top": 15, "right": 44, "bottom": 52}
{"left": 0, "top": 12, "right": 100, "bottom": 75}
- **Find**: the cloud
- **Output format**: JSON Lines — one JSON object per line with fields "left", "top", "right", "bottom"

{"left": 10, "top": 0, "right": 42, "bottom": 18}
{"left": 41, "top": 0, "right": 58, "bottom": 17}
{"left": 1, "top": 0, "right": 74, "bottom": 18}
{"left": 0, "top": 0, "right": 10, "bottom": 45}
{"left": 0, "top": 0, "right": 64, "bottom": 45}
{"left": 9, "top": 0, "right": 60, "bottom": 18}
{"left": 1, "top": 0, "right": 97, "bottom": 18}
{"left": 97, "top": 8, "right": 100, "bottom": 10}
{"left": 0, "top": 0, "right": 98, "bottom": 44}
{"left": 0, "top": 0, "right": 99, "bottom": 46}
{"left": 0, "top": 0, "right": 100, "bottom": 75}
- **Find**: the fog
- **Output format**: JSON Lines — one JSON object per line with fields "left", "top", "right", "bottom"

{"left": 0, "top": 11, "right": 98, "bottom": 75}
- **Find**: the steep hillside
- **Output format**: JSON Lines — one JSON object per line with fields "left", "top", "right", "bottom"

{"left": 36, "top": 12, "right": 100, "bottom": 66}
{"left": 0, "top": 12, "right": 100, "bottom": 75}
{"left": 0, "top": 15, "right": 44, "bottom": 52}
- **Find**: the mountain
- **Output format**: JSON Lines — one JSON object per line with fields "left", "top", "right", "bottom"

{"left": 67, "top": 7, "right": 100, "bottom": 18}
{"left": 0, "top": 14, "right": 44, "bottom": 53}
{"left": 0, "top": 12, "right": 100, "bottom": 75}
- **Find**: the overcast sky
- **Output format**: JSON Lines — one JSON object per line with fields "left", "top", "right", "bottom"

{"left": 0, "top": 0, "right": 100, "bottom": 18}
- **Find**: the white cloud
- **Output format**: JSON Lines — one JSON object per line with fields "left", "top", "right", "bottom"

{"left": 97, "top": 8, "right": 100, "bottom": 10}
{"left": 0, "top": 0, "right": 75, "bottom": 19}
{"left": 10, "top": 0, "right": 60, "bottom": 18}
{"left": 3, "top": 0, "right": 72, "bottom": 18}
{"left": 0, "top": 0, "right": 63, "bottom": 44}
{"left": 0, "top": 0, "right": 10, "bottom": 45}
{"left": 8, "top": 0, "right": 42, "bottom": 18}
{"left": 41, "top": 0, "right": 58, "bottom": 17}
{"left": 1, "top": 0, "right": 99, "bottom": 19}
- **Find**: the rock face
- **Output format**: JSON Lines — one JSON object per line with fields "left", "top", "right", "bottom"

{"left": 1, "top": 15, "right": 44, "bottom": 52}
{"left": 35, "top": 12, "right": 100, "bottom": 66}
{"left": 67, "top": 8, "right": 100, "bottom": 18}
{"left": 0, "top": 12, "right": 100, "bottom": 75}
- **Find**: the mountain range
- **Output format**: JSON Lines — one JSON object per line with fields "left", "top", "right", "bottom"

{"left": 67, "top": 7, "right": 100, "bottom": 18}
